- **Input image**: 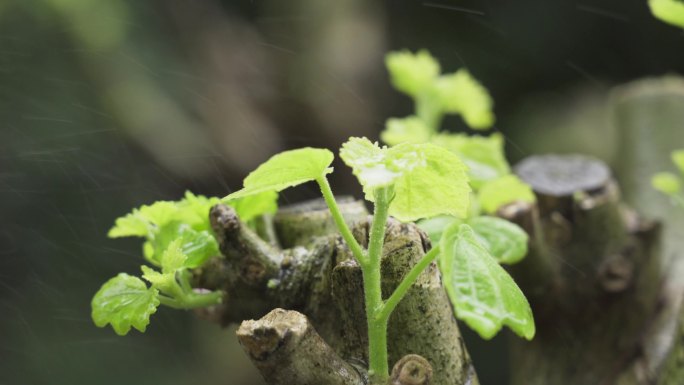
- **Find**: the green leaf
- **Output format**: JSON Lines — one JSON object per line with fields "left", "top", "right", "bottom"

{"left": 225, "top": 148, "right": 334, "bottom": 201}
{"left": 228, "top": 190, "right": 278, "bottom": 223}
{"left": 672, "top": 150, "right": 684, "bottom": 175}
{"left": 150, "top": 222, "right": 219, "bottom": 268}
{"left": 649, "top": 0, "right": 684, "bottom": 28}
{"left": 381, "top": 116, "right": 432, "bottom": 146}
{"left": 140, "top": 265, "right": 175, "bottom": 292}
{"left": 439, "top": 224, "right": 535, "bottom": 340}
{"left": 468, "top": 216, "right": 528, "bottom": 264}
{"left": 161, "top": 239, "right": 187, "bottom": 273}
{"left": 478, "top": 175, "right": 535, "bottom": 214}
{"left": 390, "top": 143, "right": 471, "bottom": 221}
{"left": 340, "top": 137, "right": 402, "bottom": 193}
{"left": 385, "top": 50, "right": 440, "bottom": 96}
{"left": 340, "top": 137, "right": 471, "bottom": 221}
{"left": 435, "top": 69, "right": 495, "bottom": 129}
{"left": 652, "top": 172, "right": 681, "bottom": 195}
{"left": 108, "top": 213, "right": 150, "bottom": 238}
{"left": 176, "top": 191, "right": 220, "bottom": 232}
{"left": 91, "top": 273, "right": 160, "bottom": 336}
{"left": 418, "top": 215, "right": 458, "bottom": 243}
{"left": 431, "top": 133, "right": 510, "bottom": 189}
{"left": 108, "top": 201, "right": 177, "bottom": 238}
{"left": 109, "top": 195, "right": 215, "bottom": 238}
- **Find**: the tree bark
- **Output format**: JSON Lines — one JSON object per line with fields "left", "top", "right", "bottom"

{"left": 504, "top": 154, "right": 659, "bottom": 384}
{"left": 194, "top": 197, "right": 477, "bottom": 385}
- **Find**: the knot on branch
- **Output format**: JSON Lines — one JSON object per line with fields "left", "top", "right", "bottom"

{"left": 390, "top": 354, "right": 433, "bottom": 385}
{"left": 210, "top": 203, "right": 241, "bottom": 240}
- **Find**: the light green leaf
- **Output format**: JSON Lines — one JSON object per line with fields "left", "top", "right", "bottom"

{"left": 381, "top": 116, "right": 432, "bottom": 146}
{"left": 649, "top": 0, "right": 684, "bottom": 28}
{"left": 340, "top": 137, "right": 402, "bottom": 193}
{"left": 340, "top": 138, "right": 471, "bottom": 221}
{"left": 161, "top": 239, "right": 187, "bottom": 273}
{"left": 140, "top": 265, "right": 175, "bottom": 292}
{"left": 109, "top": 196, "right": 215, "bottom": 238}
{"left": 176, "top": 191, "right": 220, "bottom": 232}
{"left": 385, "top": 50, "right": 440, "bottom": 97}
{"left": 478, "top": 175, "right": 535, "bottom": 214}
{"left": 468, "top": 216, "right": 528, "bottom": 264}
{"left": 108, "top": 213, "right": 150, "bottom": 238}
{"left": 436, "top": 69, "right": 495, "bottom": 129}
{"left": 439, "top": 224, "right": 535, "bottom": 340}
{"left": 431, "top": 133, "right": 510, "bottom": 189}
{"left": 91, "top": 273, "right": 160, "bottom": 336}
{"left": 389, "top": 143, "right": 470, "bottom": 221}
{"left": 150, "top": 222, "right": 219, "bottom": 268}
{"left": 108, "top": 201, "right": 177, "bottom": 238}
{"left": 228, "top": 190, "right": 278, "bottom": 223}
{"left": 225, "top": 148, "right": 334, "bottom": 201}
{"left": 672, "top": 150, "right": 684, "bottom": 175}
{"left": 138, "top": 201, "right": 179, "bottom": 227}
{"left": 652, "top": 172, "right": 681, "bottom": 195}
{"left": 418, "top": 215, "right": 458, "bottom": 243}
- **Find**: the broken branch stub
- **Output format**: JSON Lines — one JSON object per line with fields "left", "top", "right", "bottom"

{"left": 237, "top": 308, "right": 366, "bottom": 385}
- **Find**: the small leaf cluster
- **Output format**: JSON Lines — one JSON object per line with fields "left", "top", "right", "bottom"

{"left": 386, "top": 50, "right": 494, "bottom": 129}
{"left": 92, "top": 191, "right": 277, "bottom": 335}
{"left": 225, "top": 138, "right": 534, "bottom": 340}
{"left": 226, "top": 142, "right": 469, "bottom": 223}
{"left": 339, "top": 138, "right": 470, "bottom": 221}
{"left": 382, "top": 50, "right": 535, "bottom": 213}
{"left": 652, "top": 149, "right": 684, "bottom": 207}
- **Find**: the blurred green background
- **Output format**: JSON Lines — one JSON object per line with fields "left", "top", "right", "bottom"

{"left": 1, "top": 1, "right": 683, "bottom": 384}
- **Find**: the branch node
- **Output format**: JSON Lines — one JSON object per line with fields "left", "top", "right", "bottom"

{"left": 389, "top": 354, "right": 433, "bottom": 385}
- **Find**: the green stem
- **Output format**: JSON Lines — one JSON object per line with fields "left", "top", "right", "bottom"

{"left": 178, "top": 269, "right": 192, "bottom": 293}
{"left": 158, "top": 295, "right": 183, "bottom": 309}
{"left": 316, "top": 175, "right": 367, "bottom": 265}
{"left": 415, "top": 93, "right": 443, "bottom": 132}
{"left": 376, "top": 245, "right": 440, "bottom": 322}
{"left": 364, "top": 187, "right": 392, "bottom": 384}
{"left": 181, "top": 290, "right": 223, "bottom": 308}
{"left": 158, "top": 290, "right": 223, "bottom": 309}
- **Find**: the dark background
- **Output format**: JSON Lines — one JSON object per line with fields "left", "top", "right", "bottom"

{"left": 1, "top": 1, "right": 683, "bottom": 384}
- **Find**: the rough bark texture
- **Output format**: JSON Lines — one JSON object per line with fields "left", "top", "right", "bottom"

{"left": 506, "top": 151, "right": 680, "bottom": 385}
{"left": 194, "top": 197, "right": 477, "bottom": 385}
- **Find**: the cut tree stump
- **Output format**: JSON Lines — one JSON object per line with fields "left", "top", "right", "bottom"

{"left": 505, "top": 152, "right": 682, "bottom": 385}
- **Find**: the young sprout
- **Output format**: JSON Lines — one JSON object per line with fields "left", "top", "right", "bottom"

{"left": 382, "top": 50, "right": 535, "bottom": 218}
{"left": 91, "top": 191, "right": 276, "bottom": 335}
{"left": 90, "top": 50, "right": 536, "bottom": 385}
{"left": 224, "top": 139, "right": 534, "bottom": 384}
